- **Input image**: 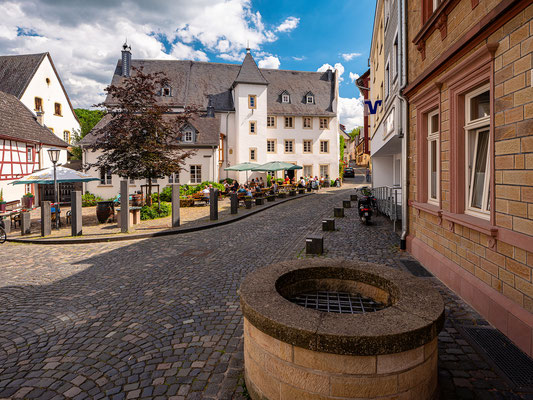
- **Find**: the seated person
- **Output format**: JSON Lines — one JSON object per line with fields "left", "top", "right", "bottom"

{"left": 237, "top": 185, "right": 247, "bottom": 194}
{"left": 246, "top": 187, "right": 254, "bottom": 197}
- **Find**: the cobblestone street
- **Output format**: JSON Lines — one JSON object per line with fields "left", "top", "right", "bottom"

{"left": 0, "top": 180, "right": 531, "bottom": 399}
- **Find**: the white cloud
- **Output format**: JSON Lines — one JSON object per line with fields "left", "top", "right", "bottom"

{"left": 0, "top": 0, "right": 296, "bottom": 107}
{"left": 341, "top": 52, "right": 362, "bottom": 61}
{"left": 317, "top": 62, "right": 345, "bottom": 82}
{"left": 276, "top": 17, "right": 300, "bottom": 32}
{"left": 258, "top": 55, "right": 280, "bottom": 69}
{"left": 292, "top": 56, "right": 305, "bottom": 61}
{"left": 338, "top": 95, "right": 365, "bottom": 131}
{"left": 349, "top": 72, "right": 360, "bottom": 83}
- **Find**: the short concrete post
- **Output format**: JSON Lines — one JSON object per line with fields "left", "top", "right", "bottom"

{"left": 210, "top": 188, "right": 218, "bottom": 220}
{"left": 322, "top": 218, "right": 335, "bottom": 231}
{"left": 334, "top": 207, "right": 344, "bottom": 217}
{"left": 245, "top": 198, "right": 253, "bottom": 209}
{"left": 230, "top": 193, "right": 238, "bottom": 214}
{"left": 255, "top": 197, "right": 265, "bottom": 206}
{"left": 71, "top": 191, "right": 82, "bottom": 236}
{"left": 41, "top": 201, "right": 51, "bottom": 237}
{"left": 343, "top": 200, "right": 351, "bottom": 208}
{"left": 351, "top": 194, "right": 358, "bottom": 202}
{"left": 298, "top": 188, "right": 305, "bottom": 194}
{"left": 306, "top": 235, "right": 324, "bottom": 255}
{"left": 171, "top": 184, "right": 180, "bottom": 227}
{"left": 21, "top": 211, "right": 31, "bottom": 235}
{"left": 120, "top": 180, "right": 129, "bottom": 233}
{"left": 289, "top": 190, "right": 296, "bottom": 197}
{"left": 3, "top": 217, "right": 10, "bottom": 234}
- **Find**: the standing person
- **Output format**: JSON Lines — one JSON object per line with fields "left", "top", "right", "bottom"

{"left": 366, "top": 168, "right": 370, "bottom": 183}
{"left": 259, "top": 177, "right": 264, "bottom": 188}
{"left": 232, "top": 180, "right": 239, "bottom": 192}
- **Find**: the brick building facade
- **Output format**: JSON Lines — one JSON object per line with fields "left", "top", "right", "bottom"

{"left": 403, "top": 0, "right": 532, "bottom": 356}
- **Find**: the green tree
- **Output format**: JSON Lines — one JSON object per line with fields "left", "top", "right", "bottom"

{"left": 87, "top": 67, "right": 198, "bottom": 206}
{"left": 349, "top": 127, "right": 361, "bottom": 141}
{"left": 71, "top": 109, "right": 105, "bottom": 160}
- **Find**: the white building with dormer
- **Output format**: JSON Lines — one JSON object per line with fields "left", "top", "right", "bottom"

{"left": 80, "top": 45, "right": 339, "bottom": 195}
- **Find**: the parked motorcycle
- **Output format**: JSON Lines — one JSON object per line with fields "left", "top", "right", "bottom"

{"left": 357, "top": 187, "right": 376, "bottom": 225}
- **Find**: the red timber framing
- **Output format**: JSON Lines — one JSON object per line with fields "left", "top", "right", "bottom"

{"left": 0, "top": 138, "right": 41, "bottom": 181}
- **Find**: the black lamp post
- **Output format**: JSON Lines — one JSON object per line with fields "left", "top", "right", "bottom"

{"left": 47, "top": 148, "right": 60, "bottom": 229}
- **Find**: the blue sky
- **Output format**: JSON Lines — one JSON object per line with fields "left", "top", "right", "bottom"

{"left": 1, "top": 0, "right": 376, "bottom": 129}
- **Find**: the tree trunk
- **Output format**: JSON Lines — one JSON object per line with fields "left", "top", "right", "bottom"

{"left": 147, "top": 177, "right": 153, "bottom": 206}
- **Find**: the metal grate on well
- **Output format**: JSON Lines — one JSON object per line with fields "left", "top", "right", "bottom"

{"left": 288, "top": 291, "right": 388, "bottom": 314}
{"left": 462, "top": 326, "right": 533, "bottom": 390}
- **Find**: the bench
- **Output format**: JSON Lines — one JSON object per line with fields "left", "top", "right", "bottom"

{"left": 116, "top": 206, "right": 142, "bottom": 226}
{"left": 191, "top": 192, "right": 210, "bottom": 205}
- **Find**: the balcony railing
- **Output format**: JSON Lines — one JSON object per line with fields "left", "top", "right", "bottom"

{"left": 372, "top": 186, "right": 402, "bottom": 231}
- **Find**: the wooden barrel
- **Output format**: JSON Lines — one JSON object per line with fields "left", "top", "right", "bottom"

{"left": 96, "top": 201, "right": 115, "bottom": 223}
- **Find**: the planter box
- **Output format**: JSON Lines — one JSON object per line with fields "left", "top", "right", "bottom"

{"left": 255, "top": 197, "right": 265, "bottom": 206}
{"left": 267, "top": 196, "right": 275, "bottom": 202}
{"left": 245, "top": 199, "right": 253, "bottom": 209}
{"left": 298, "top": 189, "right": 305, "bottom": 194}
{"left": 289, "top": 190, "right": 296, "bottom": 197}
{"left": 21, "top": 196, "right": 34, "bottom": 209}
{"left": 0, "top": 203, "right": 5, "bottom": 212}
{"left": 278, "top": 192, "right": 287, "bottom": 199}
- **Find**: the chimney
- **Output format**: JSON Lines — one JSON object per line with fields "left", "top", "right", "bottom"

{"left": 36, "top": 110, "right": 44, "bottom": 126}
{"left": 121, "top": 42, "right": 132, "bottom": 77}
{"left": 206, "top": 96, "right": 215, "bottom": 118}
{"left": 327, "top": 69, "right": 333, "bottom": 81}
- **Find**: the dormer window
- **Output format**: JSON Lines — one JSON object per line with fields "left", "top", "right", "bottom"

{"left": 161, "top": 85, "right": 171, "bottom": 97}
{"left": 182, "top": 127, "right": 195, "bottom": 143}
{"left": 306, "top": 95, "right": 314, "bottom": 104}
{"left": 281, "top": 91, "right": 290, "bottom": 103}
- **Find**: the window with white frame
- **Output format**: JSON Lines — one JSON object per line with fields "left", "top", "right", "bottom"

{"left": 282, "top": 93, "right": 290, "bottom": 103}
{"left": 267, "top": 116, "right": 276, "bottom": 128}
{"left": 320, "top": 140, "right": 329, "bottom": 153}
{"left": 303, "top": 117, "right": 312, "bottom": 129}
{"left": 190, "top": 165, "right": 202, "bottom": 184}
{"left": 465, "top": 85, "right": 491, "bottom": 217}
{"left": 129, "top": 177, "right": 135, "bottom": 184}
{"left": 267, "top": 139, "right": 276, "bottom": 153}
{"left": 27, "top": 147, "right": 33, "bottom": 162}
{"left": 319, "top": 164, "right": 329, "bottom": 178}
{"left": 100, "top": 168, "right": 112, "bottom": 185}
{"left": 393, "top": 34, "right": 398, "bottom": 78}
{"left": 168, "top": 173, "right": 179, "bottom": 184}
{"left": 303, "top": 165, "right": 313, "bottom": 176}
{"left": 25, "top": 184, "right": 31, "bottom": 194}
{"left": 303, "top": 140, "right": 312, "bottom": 153}
{"left": 183, "top": 129, "right": 194, "bottom": 143}
{"left": 284, "top": 139, "right": 294, "bottom": 153}
{"left": 306, "top": 95, "right": 314, "bottom": 104}
{"left": 427, "top": 110, "right": 439, "bottom": 204}
{"left": 63, "top": 131, "right": 70, "bottom": 144}
{"left": 284, "top": 117, "right": 294, "bottom": 128}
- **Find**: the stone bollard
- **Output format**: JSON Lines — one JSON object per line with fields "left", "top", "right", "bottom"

{"left": 21, "top": 212, "right": 31, "bottom": 235}
{"left": 255, "top": 197, "right": 265, "bottom": 206}
{"left": 245, "top": 198, "right": 253, "bottom": 209}
{"left": 278, "top": 192, "right": 287, "bottom": 199}
{"left": 267, "top": 195, "right": 275, "bottom": 202}
{"left": 41, "top": 201, "right": 51, "bottom": 237}
{"left": 230, "top": 193, "right": 238, "bottom": 214}
{"left": 334, "top": 207, "right": 344, "bottom": 217}
{"left": 289, "top": 190, "right": 296, "bottom": 197}
{"left": 172, "top": 184, "right": 180, "bottom": 227}
{"left": 322, "top": 218, "right": 335, "bottom": 231}
{"left": 71, "top": 191, "right": 82, "bottom": 236}
{"left": 306, "top": 235, "right": 324, "bottom": 255}
{"left": 343, "top": 200, "right": 351, "bottom": 208}
{"left": 210, "top": 188, "right": 219, "bottom": 220}
{"left": 306, "top": 187, "right": 312, "bottom": 192}
{"left": 120, "top": 180, "right": 130, "bottom": 233}
{"left": 298, "top": 188, "right": 305, "bottom": 194}
{"left": 351, "top": 194, "right": 358, "bottom": 202}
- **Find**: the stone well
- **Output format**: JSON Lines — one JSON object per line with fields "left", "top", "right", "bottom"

{"left": 239, "top": 258, "right": 444, "bottom": 400}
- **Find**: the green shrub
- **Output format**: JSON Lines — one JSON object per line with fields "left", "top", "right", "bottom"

{"left": 331, "top": 180, "right": 336, "bottom": 187}
{"left": 267, "top": 175, "right": 272, "bottom": 186}
{"left": 219, "top": 178, "right": 234, "bottom": 184}
{"left": 82, "top": 191, "right": 103, "bottom": 207}
{"left": 140, "top": 202, "right": 171, "bottom": 220}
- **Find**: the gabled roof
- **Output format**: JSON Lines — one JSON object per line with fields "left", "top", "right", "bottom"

{"left": 233, "top": 51, "right": 268, "bottom": 86}
{"left": 0, "top": 53, "right": 47, "bottom": 98}
{"left": 0, "top": 90, "right": 68, "bottom": 147}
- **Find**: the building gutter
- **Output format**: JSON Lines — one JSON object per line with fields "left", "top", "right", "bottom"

{"left": 399, "top": 0, "right": 409, "bottom": 250}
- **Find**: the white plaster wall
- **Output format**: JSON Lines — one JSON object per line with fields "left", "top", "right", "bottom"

{"left": 19, "top": 55, "right": 80, "bottom": 147}
{"left": 372, "top": 156, "right": 394, "bottom": 188}
{"left": 83, "top": 148, "right": 217, "bottom": 199}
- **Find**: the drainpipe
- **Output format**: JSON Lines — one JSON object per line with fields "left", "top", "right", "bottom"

{"left": 398, "top": 0, "right": 409, "bottom": 250}
{"left": 225, "top": 112, "right": 230, "bottom": 179}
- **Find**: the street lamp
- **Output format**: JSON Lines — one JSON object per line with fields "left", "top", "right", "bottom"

{"left": 47, "top": 148, "right": 60, "bottom": 229}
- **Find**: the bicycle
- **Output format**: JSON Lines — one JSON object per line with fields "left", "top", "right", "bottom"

{"left": 0, "top": 217, "right": 6, "bottom": 244}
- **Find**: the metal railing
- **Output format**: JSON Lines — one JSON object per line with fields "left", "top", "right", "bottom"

{"left": 372, "top": 186, "right": 402, "bottom": 230}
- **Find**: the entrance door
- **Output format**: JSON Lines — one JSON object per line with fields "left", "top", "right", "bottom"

{"left": 286, "top": 169, "right": 295, "bottom": 180}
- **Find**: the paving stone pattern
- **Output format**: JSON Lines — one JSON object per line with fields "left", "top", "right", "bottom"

{"left": 0, "top": 180, "right": 531, "bottom": 399}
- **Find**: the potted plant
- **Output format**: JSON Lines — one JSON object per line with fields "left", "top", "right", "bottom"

{"left": 21, "top": 192, "right": 34, "bottom": 209}
{"left": 0, "top": 189, "right": 5, "bottom": 212}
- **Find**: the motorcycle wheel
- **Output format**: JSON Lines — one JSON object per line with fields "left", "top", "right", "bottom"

{"left": 361, "top": 217, "right": 366, "bottom": 224}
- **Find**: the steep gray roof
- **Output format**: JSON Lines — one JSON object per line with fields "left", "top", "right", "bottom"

{"left": 106, "top": 56, "right": 336, "bottom": 116}
{"left": 79, "top": 113, "right": 220, "bottom": 148}
{"left": 233, "top": 51, "right": 268, "bottom": 86}
{"left": 0, "top": 90, "right": 68, "bottom": 147}
{"left": 0, "top": 53, "right": 46, "bottom": 98}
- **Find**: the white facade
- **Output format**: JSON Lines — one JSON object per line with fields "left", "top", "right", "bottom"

{"left": 19, "top": 55, "right": 80, "bottom": 146}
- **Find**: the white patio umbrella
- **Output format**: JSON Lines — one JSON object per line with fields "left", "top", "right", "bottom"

{"left": 10, "top": 166, "right": 100, "bottom": 185}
